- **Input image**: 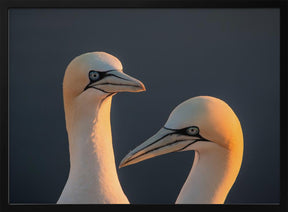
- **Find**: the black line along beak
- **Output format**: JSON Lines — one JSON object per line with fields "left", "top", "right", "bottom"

{"left": 119, "top": 127, "right": 203, "bottom": 168}
{"left": 85, "top": 70, "right": 145, "bottom": 93}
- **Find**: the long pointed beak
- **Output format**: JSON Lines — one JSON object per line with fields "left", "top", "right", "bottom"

{"left": 92, "top": 70, "right": 145, "bottom": 93}
{"left": 119, "top": 128, "right": 197, "bottom": 168}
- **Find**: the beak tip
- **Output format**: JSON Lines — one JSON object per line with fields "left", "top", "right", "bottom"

{"left": 137, "top": 82, "right": 146, "bottom": 92}
{"left": 119, "top": 158, "right": 128, "bottom": 168}
{"left": 119, "top": 153, "right": 134, "bottom": 168}
{"left": 119, "top": 162, "right": 126, "bottom": 169}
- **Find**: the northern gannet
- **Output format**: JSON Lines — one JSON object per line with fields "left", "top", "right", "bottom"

{"left": 57, "top": 52, "right": 145, "bottom": 204}
{"left": 120, "top": 96, "right": 243, "bottom": 204}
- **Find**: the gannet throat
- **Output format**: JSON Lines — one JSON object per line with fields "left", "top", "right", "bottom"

{"left": 57, "top": 52, "right": 145, "bottom": 204}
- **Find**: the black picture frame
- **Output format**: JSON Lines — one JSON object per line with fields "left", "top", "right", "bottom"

{"left": 1, "top": 0, "right": 287, "bottom": 212}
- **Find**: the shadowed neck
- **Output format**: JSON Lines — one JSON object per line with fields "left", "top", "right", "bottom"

{"left": 176, "top": 143, "right": 243, "bottom": 204}
{"left": 58, "top": 95, "right": 129, "bottom": 204}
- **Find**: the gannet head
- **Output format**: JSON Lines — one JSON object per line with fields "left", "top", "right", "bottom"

{"left": 63, "top": 52, "right": 145, "bottom": 103}
{"left": 119, "top": 96, "right": 243, "bottom": 168}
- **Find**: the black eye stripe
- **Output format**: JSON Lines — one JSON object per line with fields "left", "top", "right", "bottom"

{"left": 186, "top": 127, "right": 199, "bottom": 136}
{"left": 163, "top": 126, "right": 208, "bottom": 141}
{"left": 163, "top": 126, "right": 199, "bottom": 135}
{"left": 88, "top": 70, "right": 106, "bottom": 82}
{"left": 84, "top": 70, "right": 119, "bottom": 92}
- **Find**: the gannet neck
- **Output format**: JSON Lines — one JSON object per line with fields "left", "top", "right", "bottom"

{"left": 58, "top": 94, "right": 129, "bottom": 204}
{"left": 176, "top": 142, "right": 243, "bottom": 204}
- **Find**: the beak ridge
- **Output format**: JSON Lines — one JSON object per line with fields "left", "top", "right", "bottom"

{"left": 94, "top": 71, "right": 146, "bottom": 93}
{"left": 119, "top": 128, "right": 191, "bottom": 168}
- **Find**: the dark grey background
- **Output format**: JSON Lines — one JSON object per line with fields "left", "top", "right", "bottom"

{"left": 9, "top": 9, "right": 280, "bottom": 204}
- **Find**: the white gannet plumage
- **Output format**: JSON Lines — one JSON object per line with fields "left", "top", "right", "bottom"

{"left": 57, "top": 52, "right": 145, "bottom": 204}
{"left": 120, "top": 96, "right": 243, "bottom": 204}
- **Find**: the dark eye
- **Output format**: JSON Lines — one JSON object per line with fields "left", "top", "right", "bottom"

{"left": 89, "top": 71, "right": 100, "bottom": 81}
{"left": 186, "top": 127, "right": 199, "bottom": 136}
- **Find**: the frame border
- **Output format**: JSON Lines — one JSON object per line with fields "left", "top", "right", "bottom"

{"left": 1, "top": 0, "right": 287, "bottom": 212}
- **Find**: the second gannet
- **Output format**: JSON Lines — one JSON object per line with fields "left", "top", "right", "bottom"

{"left": 120, "top": 96, "right": 243, "bottom": 204}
